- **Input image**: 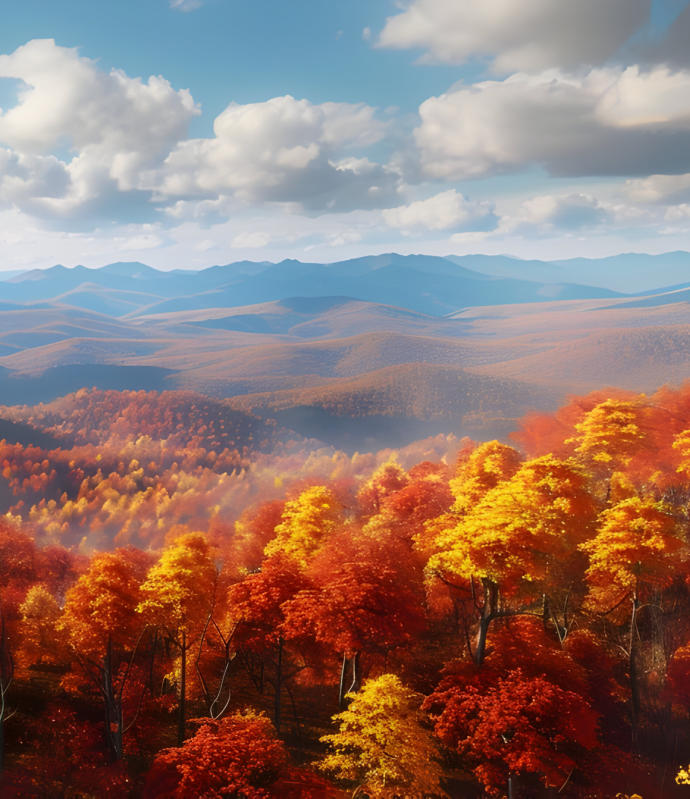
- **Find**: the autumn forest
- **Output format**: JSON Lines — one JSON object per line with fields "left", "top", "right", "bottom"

{"left": 0, "top": 384, "right": 687, "bottom": 797}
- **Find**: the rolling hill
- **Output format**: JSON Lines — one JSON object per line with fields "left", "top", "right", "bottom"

{"left": 1, "top": 253, "right": 690, "bottom": 449}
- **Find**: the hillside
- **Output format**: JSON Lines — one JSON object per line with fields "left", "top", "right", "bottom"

{"left": 0, "top": 255, "right": 689, "bottom": 449}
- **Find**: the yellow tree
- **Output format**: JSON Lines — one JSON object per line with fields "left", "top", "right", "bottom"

{"left": 570, "top": 398, "right": 648, "bottom": 491}
{"left": 320, "top": 673, "right": 447, "bottom": 798}
{"left": 449, "top": 440, "right": 522, "bottom": 515}
{"left": 673, "top": 428, "right": 690, "bottom": 479}
{"left": 137, "top": 533, "right": 217, "bottom": 745}
{"left": 415, "top": 440, "right": 520, "bottom": 568}
{"left": 428, "top": 455, "right": 597, "bottom": 664}
{"left": 59, "top": 549, "right": 148, "bottom": 760}
{"left": 581, "top": 496, "right": 685, "bottom": 740}
{"left": 18, "top": 584, "right": 64, "bottom": 674}
{"left": 264, "top": 485, "right": 343, "bottom": 567}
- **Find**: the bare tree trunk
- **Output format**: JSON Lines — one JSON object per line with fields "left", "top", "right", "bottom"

{"left": 178, "top": 631, "right": 187, "bottom": 746}
{"left": 338, "top": 653, "right": 348, "bottom": 709}
{"left": 274, "top": 636, "right": 283, "bottom": 732}
{"left": 348, "top": 652, "right": 361, "bottom": 695}
{"left": 629, "top": 592, "right": 640, "bottom": 749}
{"left": 475, "top": 579, "right": 498, "bottom": 666}
{"left": 103, "top": 636, "right": 123, "bottom": 760}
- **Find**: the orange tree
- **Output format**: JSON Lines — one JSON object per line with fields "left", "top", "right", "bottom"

{"left": 59, "top": 549, "right": 151, "bottom": 760}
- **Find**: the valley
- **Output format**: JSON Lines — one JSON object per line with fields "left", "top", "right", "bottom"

{"left": 1, "top": 252, "right": 689, "bottom": 449}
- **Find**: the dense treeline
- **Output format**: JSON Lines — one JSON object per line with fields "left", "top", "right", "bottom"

{"left": 1, "top": 386, "right": 690, "bottom": 795}
{"left": 0, "top": 388, "right": 460, "bottom": 551}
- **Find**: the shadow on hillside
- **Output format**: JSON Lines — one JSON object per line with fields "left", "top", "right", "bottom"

{"left": 0, "top": 364, "right": 176, "bottom": 406}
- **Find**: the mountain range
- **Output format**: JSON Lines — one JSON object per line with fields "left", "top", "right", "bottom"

{"left": 1, "top": 252, "right": 689, "bottom": 449}
{"left": 2, "top": 253, "right": 626, "bottom": 317}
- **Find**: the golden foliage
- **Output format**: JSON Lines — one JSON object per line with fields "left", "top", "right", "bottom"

{"left": 320, "top": 673, "right": 447, "bottom": 798}
{"left": 264, "top": 485, "right": 343, "bottom": 567}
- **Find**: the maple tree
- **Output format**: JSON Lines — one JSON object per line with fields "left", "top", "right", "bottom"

{"left": 321, "top": 673, "right": 447, "bottom": 798}
{"left": 144, "top": 710, "right": 295, "bottom": 798}
{"left": 59, "top": 548, "right": 150, "bottom": 760}
{"left": 137, "top": 533, "right": 217, "bottom": 745}
{"left": 282, "top": 531, "right": 425, "bottom": 706}
{"left": 582, "top": 496, "right": 685, "bottom": 742}
{"left": 449, "top": 439, "right": 522, "bottom": 515}
{"left": 226, "top": 554, "right": 306, "bottom": 730}
{"left": 356, "top": 458, "right": 409, "bottom": 518}
{"left": 570, "top": 398, "right": 648, "bottom": 472}
{"left": 426, "top": 667, "right": 598, "bottom": 796}
{"left": 428, "top": 455, "right": 597, "bottom": 663}
{"left": 263, "top": 484, "right": 343, "bottom": 567}
{"left": 17, "top": 584, "right": 63, "bottom": 674}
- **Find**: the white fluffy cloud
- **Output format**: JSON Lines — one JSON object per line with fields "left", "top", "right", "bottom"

{"left": 500, "top": 193, "right": 614, "bottom": 234}
{"left": 414, "top": 66, "right": 690, "bottom": 180}
{"left": 378, "top": 0, "right": 649, "bottom": 71}
{"left": 154, "top": 95, "right": 399, "bottom": 212}
{"left": 0, "top": 39, "right": 199, "bottom": 221}
{"left": 0, "top": 41, "right": 399, "bottom": 223}
{"left": 625, "top": 173, "right": 690, "bottom": 204}
{"left": 383, "top": 189, "right": 495, "bottom": 232}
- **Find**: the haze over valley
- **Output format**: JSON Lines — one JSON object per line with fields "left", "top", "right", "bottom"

{"left": 2, "top": 251, "right": 689, "bottom": 450}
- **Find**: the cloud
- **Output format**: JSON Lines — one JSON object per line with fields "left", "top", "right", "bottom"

{"left": 501, "top": 193, "right": 614, "bottom": 233}
{"left": 0, "top": 41, "right": 399, "bottom": 225}
{"left": 382, "top": 189, "right": 496, "bottom": 232}
{"left": 625, "top": 173, "right": 690, "bottom": 204}
{"left": 154, "top": 95, "right": 400, "bottom": 212}
{"left": 377, "top": 0, "right": 649, "bottom": 71}
{"left": 0, "top": 39, "right": 198, "bottom": 222}
{"left": 414, "top": 66, "right": 690, "bottom": 181}
{"left": 169, "top": 0, "right": 204, "bottom": 11}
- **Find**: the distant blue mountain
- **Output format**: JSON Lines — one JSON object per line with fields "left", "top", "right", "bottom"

{"left": 445, "top": 251, "right": 690, "bottom": 293}
{"left": 5, "top": 250, "right": 685, "bottom": 316}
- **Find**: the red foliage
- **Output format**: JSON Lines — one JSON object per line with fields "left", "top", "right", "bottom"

{"left": 282, "top": 531, "right": 425, "bottom": 660}
{"left": 144, "top": 710, "right": 325, "bottom": 798}
{"left": 426, "top": 667, "right": 599, "bottom": 795}
{"left": 0, "top": 705, "right": 131, "bottom": 798}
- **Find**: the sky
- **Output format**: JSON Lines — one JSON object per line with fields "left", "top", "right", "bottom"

{"left": 2, "top": 0, "right": 690, "bottom": 270}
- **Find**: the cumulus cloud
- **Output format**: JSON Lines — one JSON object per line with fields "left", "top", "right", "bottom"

{"left": 377, "top": 0, "right": 649, "bottom": 71}
{"left": 0, "top": 39, "right": 198, "bottom": 222}
{"left": 625, "top": 173, "right": 690, "bottom": 204}
{"left": 382, "top": 189, "right": 496, "bottom": 232}
{"left": 503, "top": 193, "right": 614, "bottom": 233}
{"left": 0, "top": 40, "right": 399, "bottom": 225}
{"left": 153, "top": 95, "right": 400, "bottom": 212}
{"left": 414, "top": 66, "right": 690, "bottom": 180}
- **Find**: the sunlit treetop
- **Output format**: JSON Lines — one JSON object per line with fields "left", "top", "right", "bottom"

{"left": 264, "top": 485, "right": 343, "bottom": 568}
{"left": 60, "top": 549, "right": 146, "bottom": 658}
{"left": 357, "top": 458, "right": 409, "bottom": 518}
{"left": 429, "top": 455, "right": 597, "bottom": 590}
{"left": 321, "top": 673, "right": 447, "bottom": 799}
{"left": 570, "top": 398, "right": 648, "bottom": 472}
{"left": 582, "top": 496, "right": 685, "bottom": 605}
{"left": 137, "top": 533, "right": 217, "bottom": 638}
{"left": 672, "top": 428, "right": 690, "bottom": 480}
{"left": 449, "top": 440, "right": 522, "bottom": 516}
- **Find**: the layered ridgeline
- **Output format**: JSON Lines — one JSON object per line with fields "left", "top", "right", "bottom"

{"left": 1, "top": 252, "right": 690, "bottom": 449}
{"left": 0, "top": 387, "right": 689, "bottom": 795}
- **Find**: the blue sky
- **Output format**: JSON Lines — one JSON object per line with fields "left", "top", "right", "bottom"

{"left": 1, "top": 0, "right": 690, "bottom": 270}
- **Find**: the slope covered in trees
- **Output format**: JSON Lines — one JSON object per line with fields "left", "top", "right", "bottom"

{"left": 1, "top": 386, "right": 690, "bottom": 795}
